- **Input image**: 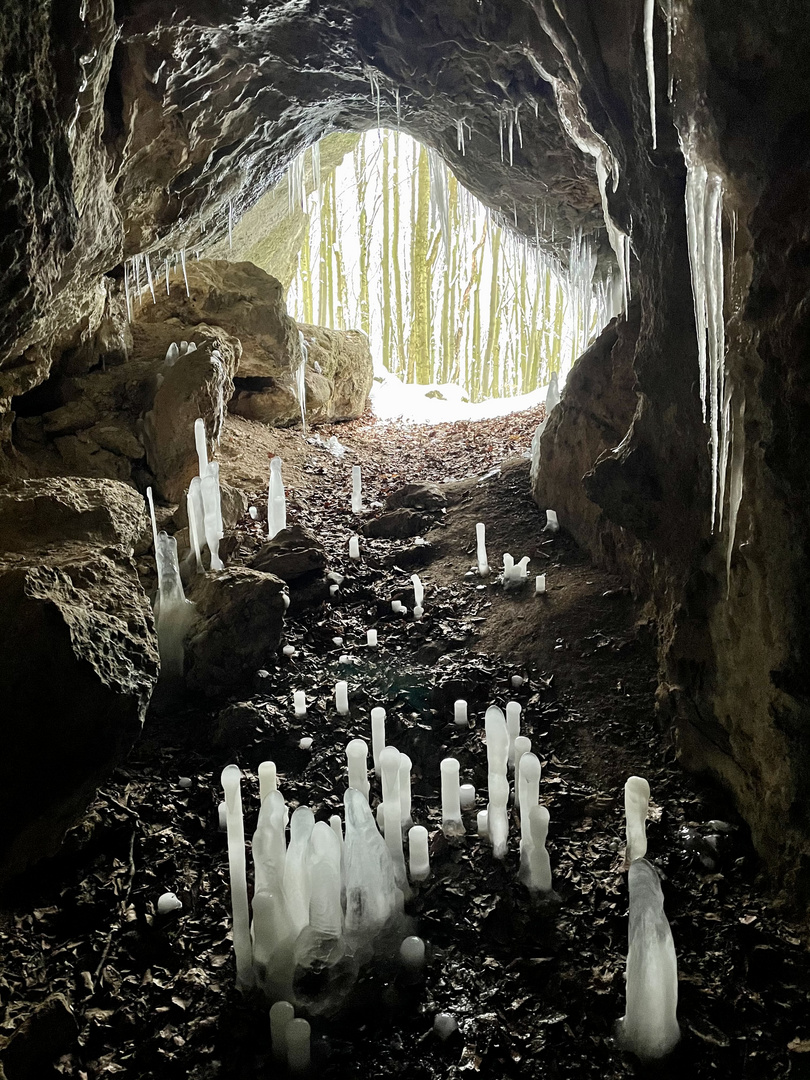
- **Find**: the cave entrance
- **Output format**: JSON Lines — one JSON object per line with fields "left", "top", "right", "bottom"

{"left": 221, "top": 130, "right": 616, "bottom": 422}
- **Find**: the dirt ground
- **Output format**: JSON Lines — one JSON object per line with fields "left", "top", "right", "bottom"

{"left": 2, "top": 405, "right": 810, "bottom": 1080}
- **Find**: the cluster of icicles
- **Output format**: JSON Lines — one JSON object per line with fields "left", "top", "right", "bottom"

{"left": 219, "top": 696, "right": 679, "bottom": 1066}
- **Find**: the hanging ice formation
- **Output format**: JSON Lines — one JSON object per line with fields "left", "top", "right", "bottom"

{"left": 310, "top": 142, "right": 321, "bottom": 190}
{"left": 617, "top": 859, "right": 680, "bottom": 1061}
{"left": 529, "top": 57, "right": 632, "bottom": 315}
{"left": 180, "top": 248, "right": 190, "bottom": 297}
{"left": 146, "top": 487, "right": 195, "bottom": 676}
{"left": 644, "top": 0, "right": 657, "bottom": 149}
{"left": 295, "top": 332, "right": 308, "bottom": 432}
{"left": 367, "top": 68, "right": 382, "bottom": 127}
{"left": 288, "top": 153, "right": 306, "bottom": 215}
{"left": 455, "top": 118, "right": 467, "bottom": 156}
{"left": 681, "top": 126, "right": 727, "bottom": 532}
{"left": 427, "top": 150, "right": 450, "bottom": 254}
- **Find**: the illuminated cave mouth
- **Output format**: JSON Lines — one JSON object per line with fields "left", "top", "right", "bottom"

{"left": 253, "top": 130, "right": 617, "bottom": 411}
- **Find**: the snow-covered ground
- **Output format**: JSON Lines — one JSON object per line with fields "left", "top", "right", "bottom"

{"left": 369, "top": 368, "right": 561, "bottom": 425}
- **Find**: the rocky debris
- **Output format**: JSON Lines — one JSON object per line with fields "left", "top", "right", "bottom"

{"left": 211, "top": 700, "right": 290, "bottom": 752}
{"left": 184, "top": 567, "right": 287, "bottom": 696}
{"left": 360, "top": 508, "right": 437, "bottom": 540}
{"left": 249, "top": 524, "right": 326, "bottom": 581}
{"left": 0, "top": 994, "right": 78, "bottom": 1080}
{"left": 143, "top": 341, "right": 235, "bottom": 502}
{"left": 384, "top": 481, "right": 448, "bottom": 512}
{"left": 0, "top": 478, "right": 158, "bottom": 882}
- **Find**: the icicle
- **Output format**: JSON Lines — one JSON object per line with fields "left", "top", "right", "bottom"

{"left": 134, "top": 254, "right": 143, "bottom": 306}
{"left": 395, "top": 87, "right": 401, "bottom": 128}
{"left": 428, "top": 149, "right": 450, "bottom": 253}
{"left": 164, "top": 257, "right": 170, "bottom": 295}
{"left": 287, "top": 153, "right": 306, "bottom": 215}
{"left": 644, "top": 0, "right": 657, "bottom": 150}
{"left": 180, "top": 248, "right": 190, "bottom": 297}
{"left": 507, "top": 108, "right": 514, "bottom": 166}
{"left": 726, "top": 389, "right": 745, "bottom": 594}
{"left": 295, "top": 331, "right": 308, "bottom": 432}
{"left": 228, "top": 199, "right": 234, "bottom": 251}
{"left": 311, "top": 142, "right": 321, "bottom": 190}
{"left": 498, "top": 110, "right": 504, "bottom": 163}
{"left": 368, "top": 69, "right": 381, "bottom": 127}
{"left": 145, "top": 252, "right": 156, "bottom": 304}
{"left": 456, "top": 118, "right": 465, "bottom": 156}
{"left": 123, "top": 259, "right": 132, "bottom": 322}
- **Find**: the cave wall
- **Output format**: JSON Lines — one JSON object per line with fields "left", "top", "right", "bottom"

{"left": 2, "top": 0, "right": 810, "bottom": 896}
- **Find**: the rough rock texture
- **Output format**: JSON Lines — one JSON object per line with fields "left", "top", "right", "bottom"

{"left": 184, "top": 567, "right": 287, "bottom": 696}
{"left": 360, "top": 508, "right": 436, "bottom": 540}
{"left": 143, "top": 342, "right": 235, "bottom": 502}
{"left": 297, "top": 325, "right": 373, "bottom": 423}
{"left": 250, "top": 524, "right": 326, "bottom": 581}
{"left": 384, "top": 482, "right": 448, "bottom": 512}
{"left": 2, "top": 0, "right": 810, "bottom": 897}
{"left": 0, "top": 993, "right": 78, "bottom": 1080}
{"left": 0, "top": 479, "right": 158, "bottom": 881}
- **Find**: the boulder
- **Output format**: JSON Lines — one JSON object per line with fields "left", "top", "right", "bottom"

{"left": 249, "top": 524, "right": 326, "bottom": 581}
{"left": 384, "top": 482, "right": 448, "bottom": 512}
{"left": 132, "top": 259, "right": 299, "bottom": 381}
{"left": 0, "top": 994, "right": 78, "bottom": 1080}
{"left": 0, "top": 479, "right": 159, "bottom": 883}
{"left": 297, "top": 324, "right": 373, "bottom": 422}
{"left": 143, "top": 340, "right": 237, "bottom": 503}
{"left": 185, "top": 567, "right": 287, "bottom": 695}
{"left": 360, "top": 508, "right": 436, "bottom": 540}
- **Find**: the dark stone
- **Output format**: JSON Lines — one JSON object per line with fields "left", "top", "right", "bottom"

{"left": 249, "top": 524, "right": 326, "bottom": 581}
{"left": 360, "top": 509, "right": 436, "bottom": 540}
{"left": 1, "top": 994, "right": 77, "bottom": 1080}
{"left": 384, "top": 482, "right": 448, "bottom": 512}
{"left": 184, "top": 567, "right": 287, "bottom": 696}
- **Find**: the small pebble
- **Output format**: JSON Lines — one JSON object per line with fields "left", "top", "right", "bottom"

{"left": 157, "top": 892, "right": 183, "bottom": 915}
{"left": 433, "top": 1013, "right": 458, "bottom": 1040}
{"left": 511, "top": 675, "right": 524, "bottom": 688}
{"left": 299, "top": 737, "right": 313, "bottom": 751}
{"left": 178, "top": 777, "right": 192, "bottom": 789}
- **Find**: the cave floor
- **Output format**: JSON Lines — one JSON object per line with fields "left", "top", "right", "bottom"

{"left": 3, "top": 405, "right": 810, "bottom": 1080}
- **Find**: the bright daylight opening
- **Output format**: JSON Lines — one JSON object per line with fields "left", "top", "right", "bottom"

{"left": 251, "top": 131, "right": 617, "bottom": 423}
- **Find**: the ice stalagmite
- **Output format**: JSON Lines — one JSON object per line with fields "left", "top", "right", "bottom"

{"left": 284, "top": 807, "right": 315, "bottom": 938}
{"left": 295, "top": 332, "right": 308, "bottom": 432}
{"left": 624, "top": 776, "right": 651, "bottom": 864}
{"left": 343, "top": 788, "right": 404, "bottom": 953}
{"left": 485, "top": 706, "right": 510, "bottom": 858}
{"left": 617, "top": 859, "right": 680, "bottom": 1061}
{"left": 268, "top": 457, "right": 287, "bottom": 539}
{"left": 147, "top": 487, "right": 195, "bottom": 676}
{"left": 221, "top": 765, "right": 253, "bottom": 989}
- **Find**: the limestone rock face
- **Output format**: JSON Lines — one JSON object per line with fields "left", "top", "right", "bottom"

{"left": 385, "top": 482, "right": 448, "bottom": 512}
{"left": 143, "top": 342, "right": 235, "bottom": 502}
{"left": 0, "top": 479, "right": 159, "bottom": 881}
{"left": 132, "top": 260, "right": 298, "bottom": 381}
{"left": 298, "top": 325, "right": 373, "bottom": 423}
{"left": 184, "top": 567, "right": 287, "bottom": 695}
